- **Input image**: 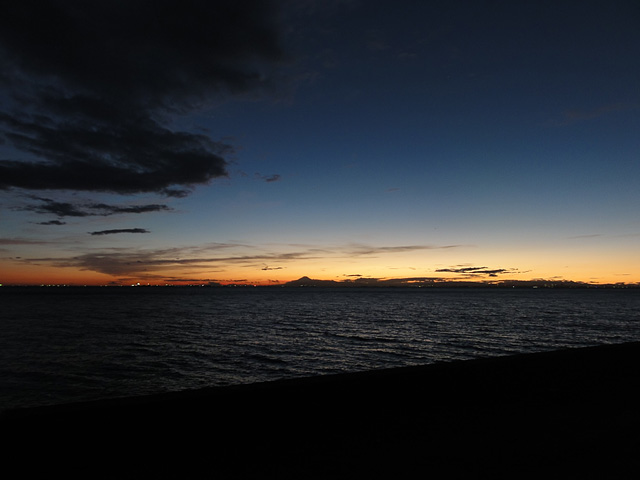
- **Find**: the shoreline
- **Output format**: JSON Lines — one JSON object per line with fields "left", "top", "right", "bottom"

{"left": 4, "top": 342, "right": 640, "bottom": 478}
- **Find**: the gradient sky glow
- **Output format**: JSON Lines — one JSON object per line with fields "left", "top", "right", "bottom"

{"left": 1, "top": 0, "right": 639, "bottom": 286}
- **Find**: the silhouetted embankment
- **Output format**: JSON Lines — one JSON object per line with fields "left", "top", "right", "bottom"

{"left": 3, "top": 342, "right": 640, "bottom": 478}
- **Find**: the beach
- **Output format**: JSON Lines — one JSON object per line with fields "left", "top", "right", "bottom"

{"left": 3, "top": 342, "right": 640, "bottom": 479}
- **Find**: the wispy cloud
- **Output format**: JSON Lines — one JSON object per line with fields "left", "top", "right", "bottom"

{"left": 554, "top": 103, "right": 636, "bottom": 126}
{"left": 346, "top": 244, "right": 464, "bottom": 256}
{"left": 89, "top": 228, "right": 150, "bottom": 236}
{"left": 566, "top": 233, "right": 603, "bottom": 239}
{"left": 255, "top": 173, "right": 282, "bottom": 183}
{"left": 0, "top": 237, "right": 52, "bottom": 245}
{"left": 16, "top": 242, "right": 462, "bottom": 280}
{"left": 37, "top": 220, "right": 66, "bottom": 225}
{"left": 20, "top": 247, "right": 322, "bottom": 278}
{"left": 22, "top": 196, "right": 172, "bottom": 218}
{"left": 435, "top": 265, "right": 520, "bottom": 277}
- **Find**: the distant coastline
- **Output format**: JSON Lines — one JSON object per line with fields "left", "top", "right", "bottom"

{"left": 280, "top": 276, "right": 639, "bottom": 289}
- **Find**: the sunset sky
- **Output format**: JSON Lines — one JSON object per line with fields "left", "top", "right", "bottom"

{"left": 1, "top": 0, "right": 639, "bottom": 286}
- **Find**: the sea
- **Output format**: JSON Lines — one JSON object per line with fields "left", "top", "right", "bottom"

{"left": 1, "top": 286, "right": 639, "bottom": 411}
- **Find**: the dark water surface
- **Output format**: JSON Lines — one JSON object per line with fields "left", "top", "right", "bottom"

{"left": 1, "top": 287, "right": 639, "bottom": 410}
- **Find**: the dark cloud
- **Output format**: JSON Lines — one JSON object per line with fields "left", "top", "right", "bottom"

{"left": 436, "top": 266, "right": 490, "bottom": 273}
{"left": 436, "top": 266, "right": 515, "bottom": 277}
{"left": 89, "top": 203, "right": 171, "bottom": 215}
{"left": 23, "top": 196, "right": 171, "bottom": 217}
{"left": 255, "top": 173, "right": 282, "bottom": 183}
{"left": 37, "top": 220, "right": 66, "bottom": 225}
{"left": 23, "top": 196, "right": 87, "bottom": 217}
{"left": 89, "top": 228, "right": 150, "bottom": 236}
{"left": 0, "top": 0, "right": 284, "bottom": 196}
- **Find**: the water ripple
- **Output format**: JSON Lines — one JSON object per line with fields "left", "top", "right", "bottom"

{"left": 1, "top": 287, "right": 639, "bottom": 409}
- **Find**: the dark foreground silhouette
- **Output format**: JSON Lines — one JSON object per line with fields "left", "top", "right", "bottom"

{"left": 3, "top": 342, "right": 640, "bottom": 479}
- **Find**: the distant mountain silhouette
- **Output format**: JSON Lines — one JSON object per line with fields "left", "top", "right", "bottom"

{"left": 283, "top": 276, "right": 339, "bottom": 287}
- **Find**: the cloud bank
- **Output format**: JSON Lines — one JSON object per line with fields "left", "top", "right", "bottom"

{"left": 0, "top": 0, "right": 284, "bottom": 196}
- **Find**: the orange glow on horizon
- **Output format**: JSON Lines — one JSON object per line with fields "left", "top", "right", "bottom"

{"left": 2, "top": 243, "right": 638, "bottom": 287}
{"left": 2, "top": 268, "right": 639, "bottom": 287}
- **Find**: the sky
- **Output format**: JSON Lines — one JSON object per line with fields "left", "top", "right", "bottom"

{"left": 1, "top": 0, "right": 639, "bottom": 286}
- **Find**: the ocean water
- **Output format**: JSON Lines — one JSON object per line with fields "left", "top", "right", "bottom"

{"left": 1, "top": 286, "right": 639, "bottom": 411}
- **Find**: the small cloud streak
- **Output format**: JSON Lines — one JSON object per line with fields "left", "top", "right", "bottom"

{"left": 435, "top": 265, "right": 519, "bottom": 278}
{"left": 37, "top": 220, "right": 66, "bottom": 225}
{"left": 554, "top": 103, "right": 636, "bottom": 126}
{"left": 22, "top": 196, "right": 172, "bottom": 217}
{"left": 0, "top": 237, "right": 52, "bottom": 245}
{"left": 347, "top": 244, "right": 463, "bottom": 256}
{"left": 566, "top": 234, "right": 603, "bottom": 239}
{"left": 89, "top": 228, "right": 150, "bottom": 236}
{"left": 255, "top": 173, "right": 282, "bottom": 183}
